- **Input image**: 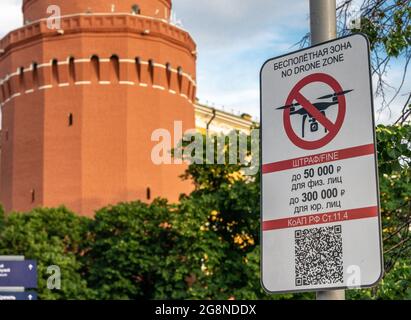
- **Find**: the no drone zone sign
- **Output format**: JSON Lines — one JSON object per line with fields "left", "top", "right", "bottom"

{"left": 260, "top": 34, "right": 383, "bottom": 294}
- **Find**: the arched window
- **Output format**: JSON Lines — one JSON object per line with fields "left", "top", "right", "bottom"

{"left": 187, "top": 81, "right": 192, "bottom": 100}
{"left": 110, "top": 55, "right": 120, "bottom": 83}
{"left": 68, "top": 113, "right": 73, "bottom": 126}
{"left": 146, "top": 187, "right": 151, "bottom": 200}
{"left": 32, "top": 62, "right": 39, "bottom": 88}
{"left": 177, "top": 67, "right": 183, "bottom": 92}
{"left": 19, "top": 67, "right": 25, "bottom": 92}
{"left": 31, "top": 189, "right": 35, "bottom": 203}
{"left": 68, "top": 57, "right": 76, "bottom": 83}
{"left": 52, "top": 59, "right": 59, "bottom": 85}
{"left": 6, "top": 79, "right": 12, "bottom": 97}
{"left": 91, "top": 55, "right": 100, "bottom": 82}
{"left": 0, "top": 83, "right": 5, "bottom": 101}
{"left": 148, "top": 60, "right": 154, "bottom": 85}
{"left": 166, "top": 63, "right": 172, "bottom": 88}
{"left": 135, "top": 57, "right": 141, "bottom": 83}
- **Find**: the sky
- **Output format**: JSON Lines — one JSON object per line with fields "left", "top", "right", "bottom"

{"left": 172, "top": 0, "right": 309, "bottom": 121}
{"left": 0, "top": 0, "right": 409, "bottom": 124}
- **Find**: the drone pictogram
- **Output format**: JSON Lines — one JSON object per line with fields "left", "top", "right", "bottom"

{"left": 276, "top": 89, "right": 353, "bottom": 138}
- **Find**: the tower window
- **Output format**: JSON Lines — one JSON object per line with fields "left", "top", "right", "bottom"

{"left": 32, "top": 62, "right": 39, "bottom": 88}
{"left": 91, "top": 55, "right": 100, "bottom": 82}
{"left": 146, "top": 187, "right": 151, "bottom": 200}
{"left": 1, "top": 84, "right": 5, "bottom": 100}
{"left": 6, "top": 81, "right": 12, "bottom": 97}
{"left": 135, "top": 57, "right": 141, "bottom": 82}
{"left": 31, "top": 189, "right": 35, "bottom": 203}
{"left": 69, "top": 57, "right": 75, "bottom": 83}
{"left": 177, "top": 67, "right": 183, "bottom": 92}
{"left": 52, "top": 59, "right": 59, "bottom": 85}
{"left": 5, "top": 130, "right": 9, "bottom": 141}
{"left": 148, "top": 60, "right": 154, "bottom": 85}
{"left": 110, "top": 55, "right": 120, "bottom": 83}
{"left": 131, "top": 4, "right": 141, "bottom": 15}
{"left": 166, "top": 63, "right": 172, "bottom": 88}
{"left": 68, "top": 113, "right": 73, "bottom": 126}
{"left": 19, "top": 67, "right": 25, "bottom": 92}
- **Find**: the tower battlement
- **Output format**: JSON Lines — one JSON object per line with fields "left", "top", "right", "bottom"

{"left": 0, "top": 55, "right": 196, "bottom": 108}
{"left": 23, "top": 0, "right": 172, "bottom": 22}
{"left": 0, "top": 13, "right": 195, "bottom": 56}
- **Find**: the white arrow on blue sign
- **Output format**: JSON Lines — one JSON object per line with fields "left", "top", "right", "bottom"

{"left": 0, "top": 292, "right": 38, "bottom": 300}
{"left": 0, "top": 260, "right": 37, "bottom": 288}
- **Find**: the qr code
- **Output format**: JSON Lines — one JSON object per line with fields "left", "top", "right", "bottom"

{"left": 295, "top": 225, "right": 343, "bottom": 287}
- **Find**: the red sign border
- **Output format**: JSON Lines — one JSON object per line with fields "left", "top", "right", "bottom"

{"left": 283, "top": 73, "right": 346, "bottom": 150}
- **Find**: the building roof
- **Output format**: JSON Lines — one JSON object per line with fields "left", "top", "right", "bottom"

{"left": 194, "top": 102, "right": 257, "bottom": 134}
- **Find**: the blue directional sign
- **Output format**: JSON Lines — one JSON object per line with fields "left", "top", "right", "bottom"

{"left": 0, "top": 260, "right": 37, "bottom": 288}
{"left": 0, "top": 292, "right": 37, "bottom": 300}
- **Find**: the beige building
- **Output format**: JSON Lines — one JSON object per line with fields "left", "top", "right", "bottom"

{"left": 195, "top": 102, "right": 257, "bottom": 135}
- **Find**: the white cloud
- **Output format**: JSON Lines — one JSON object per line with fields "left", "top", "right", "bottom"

{"left": 173, "top": 0, "right": 308, "bottom": 49}
{"left": 0, "top": 0, "right": 21, "bottom": 38}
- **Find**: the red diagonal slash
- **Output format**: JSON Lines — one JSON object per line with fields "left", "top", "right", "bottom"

{"left": 294, "top": 91, "right": 336, "bottom": 133}
{"left": 283, "top": 73, "right": 346, "bottom": 150}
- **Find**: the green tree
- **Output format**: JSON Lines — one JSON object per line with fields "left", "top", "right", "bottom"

{"left": 84, "top": 199, "right": 192, "bottom": 300}
{"left": 0, "top": 207, "right": 93, "bottom": 300}
{"left": 338, "top": 0, "right": 411, "bottom": 123}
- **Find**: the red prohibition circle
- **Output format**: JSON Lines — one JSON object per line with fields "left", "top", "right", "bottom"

{"left": 283, "top": 73, "right": 346, "bottom": 150}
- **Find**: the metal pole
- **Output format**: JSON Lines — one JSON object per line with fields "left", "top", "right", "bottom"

{"left": 310, "top": 0, "right": 337, "bottom": 45}
{"left": 309, "top": 0, "right": 345, "bottom": 301}
{"left": 316, "top": 290, "right": 345, "bottom": 300}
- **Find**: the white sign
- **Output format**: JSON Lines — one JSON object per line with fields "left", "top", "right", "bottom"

{"left": 260, "top": 34, "right": 383, "bottom": 294}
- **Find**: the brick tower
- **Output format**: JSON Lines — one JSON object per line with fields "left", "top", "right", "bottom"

{"left": 0, "top": 0, "right": 196, "bottom": 216}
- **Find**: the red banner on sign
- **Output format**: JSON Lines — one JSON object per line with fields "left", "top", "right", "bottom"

{"left": 262, "top": 143, "right": 375, "bottom": 174}
{"left": 262, "top": 206, "right": 379, "bottom": 231}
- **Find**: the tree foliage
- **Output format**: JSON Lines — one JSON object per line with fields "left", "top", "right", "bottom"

{"left": 339, "top": 0, "right": 411, "bottom": 122}
{"left": 0, "top": 207, "right": 93, "bottom": 300}
{"left": 84, "top": 199, "right": 191, "bottom": 300}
